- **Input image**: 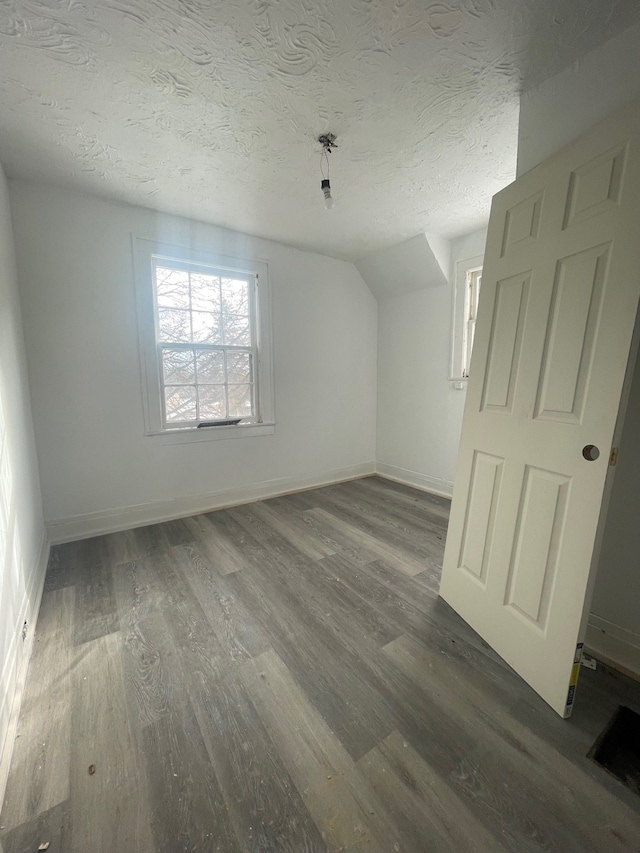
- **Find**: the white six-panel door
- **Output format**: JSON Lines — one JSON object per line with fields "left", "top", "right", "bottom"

{"left": 439, "top": 97, "right": 640, "bottom": 718}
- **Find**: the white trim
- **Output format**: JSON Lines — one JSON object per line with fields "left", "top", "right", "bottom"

{"left": 145, "top": 422, "right": 275, "bottom": 444}
{"left": 585, "top": 613, "right": 640, "bottom": 680}
{"left": 588, "top": 613, "right": 640, "bottom": 650}
{"left": 0, "top": 531, "right": 49, "bottom": 809}
{"left": 46, "top": 463, "right": 377, "bottom": 544}
{"left": 376, "top": 462, "right": 454, "bottom": 499}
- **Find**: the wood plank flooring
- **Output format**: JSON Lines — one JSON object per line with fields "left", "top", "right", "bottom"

{"left": 2, "top": 475, "right": 640, "bottom": 852}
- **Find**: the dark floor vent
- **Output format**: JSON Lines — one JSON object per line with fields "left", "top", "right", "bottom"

{"left": 589, "top": 705, "right": 640, "bottom": 796}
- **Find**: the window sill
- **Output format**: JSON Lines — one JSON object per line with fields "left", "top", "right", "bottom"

{"left": 145, "top": 422, "right": 276, "bottom": 444}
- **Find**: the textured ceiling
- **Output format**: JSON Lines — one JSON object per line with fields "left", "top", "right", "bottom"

{"left": 0, "top": 1, "right": 639, "bottom": 261}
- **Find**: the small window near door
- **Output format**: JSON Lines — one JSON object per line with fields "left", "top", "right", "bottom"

{"left": 450, "top": 254, "right": 483, "bottom": 383}
{"left": 462, "top": 267, "right": 482, "bottom": 378}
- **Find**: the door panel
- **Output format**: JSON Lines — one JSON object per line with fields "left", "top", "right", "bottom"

{"left": 504, "top": 465, "right": 570, "bottom": 629}
{"left": 563, "top": 144, "right": 627, "bottom": 228}
{"left": 458, "top": 451, "right": 504, "bottom": 585}
{"left": 481, "top": 272, "right": 530, "bottom": 413}
{"left": 501, "top": 190, "right": 544, "bottom": 256}
{"left": 535, "top": 243, "right": 610, "bottom": 422}
{"left": 440, "top": 97, "right": 640, "bottom": 717}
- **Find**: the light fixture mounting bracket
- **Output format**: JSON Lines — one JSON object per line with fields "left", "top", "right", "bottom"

{"left": 318, "top": 133, "right": 337, "bottom": 152}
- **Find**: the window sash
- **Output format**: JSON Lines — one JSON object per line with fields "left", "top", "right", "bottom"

{"left": 461, "top": 267, "right": 482, "bottom": 379}
{"left": 151, "top": 258, "right": 260, "bottom": 429}
{"left": 159, "top": 344, "right": 257, "bottom": 428}
{"left": 134, "top": 237, "right": 274, "bottom": 439}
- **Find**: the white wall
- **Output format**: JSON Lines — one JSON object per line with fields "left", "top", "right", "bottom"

{"left": 517, "top": 20, "right": 640, "bottom": 175}
{"left": 9, "top": 181, "right": 377, "bottom": 541}
{"left": 376, "top": 228, "right": 487, "bottom": 496}
{"left": 355, "top": 233, "right": 450, "bottom": 299}
{"left": 0, "top": 166, "right": 46, "bottom": 797}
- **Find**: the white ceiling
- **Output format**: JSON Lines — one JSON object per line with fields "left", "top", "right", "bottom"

{"left": 0, "top": 1, "right": 638, "bottom": 262}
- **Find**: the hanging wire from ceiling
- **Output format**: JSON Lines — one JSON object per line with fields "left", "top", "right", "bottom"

{"left": 318, "top": 133, "right": 337, "bottom": 210}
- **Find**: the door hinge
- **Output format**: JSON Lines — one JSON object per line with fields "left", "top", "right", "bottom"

{"left": 609, "top": 447, "right": 619, "bottom": 466}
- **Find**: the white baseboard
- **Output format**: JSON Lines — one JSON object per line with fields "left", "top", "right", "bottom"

{"left": 376, "top": 462, "right": 454, "bottom": 499}
{"left": 586, "top": 613, "right": 640, "bottom": 681}
{"left": 47, "top": 462, "right": 377, "bottom": 544}
{"left": 0, "top": 531, "right": 50, "bottom": 810}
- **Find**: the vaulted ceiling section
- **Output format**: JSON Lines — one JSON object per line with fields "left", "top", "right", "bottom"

{"left": 1, "top": 1, "right": 639, "bottom": 260}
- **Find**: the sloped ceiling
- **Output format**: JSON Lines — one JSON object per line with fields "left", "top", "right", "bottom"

{"left": 356, "top": 233, "right": 450, "bottom": 299}
{"left": 0, "top": 1, "right": 639, "bottom": 261}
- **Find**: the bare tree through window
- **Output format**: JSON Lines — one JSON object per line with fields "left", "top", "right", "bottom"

{"left": 152, "top": 262, "right": 256, "bottom": 426}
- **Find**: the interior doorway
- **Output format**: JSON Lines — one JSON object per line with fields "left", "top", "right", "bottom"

{"left": 586, "top": 307, "right": 640, "bottom": 682}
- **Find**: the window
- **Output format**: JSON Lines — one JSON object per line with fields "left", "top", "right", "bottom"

{"left": 134, "top": 239, "right": 274, "bottom": 440}
{"left": 461, "top": 267, "right": 482, "bottom": 379}
{"left": 154, "top": 262, "right": 257, "bottom": 426}
{"left": 450, "top": 254, "right": 483, "bottom": 384}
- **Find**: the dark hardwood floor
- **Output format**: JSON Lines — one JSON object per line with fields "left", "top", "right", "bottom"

{"left": 2, "top": 475, "right": 640, "bottom": 852}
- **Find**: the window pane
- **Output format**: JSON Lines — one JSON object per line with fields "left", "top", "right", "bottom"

{"left": 226, "top": 351, "right": 252, "bottom": 384}
{"left": 162, "top": 349, "right": 195, "bottom": 384}
{"left": 223, "top": 315, "right": 250, "bottom": 346}
{"left": 228, "top": 384, "right": 253, "bottom": 418}
{"left": 191, "top": 273, "right": 220, "bottom": 312}
{"left": 155, "top": 267, "right": 190, "bottom": 309}
{"left": 196, "top": 350, "right": 225, "bottom": 383}
{"left": 165, "top": 385, "right": 197, "bottom": 422}
{"left": 158, "top": 308, "right": 190, "bottom": 342}
{"left": 221, "top": 278, "right": 248, "bottom": 315}
{"left": 150, "top": 254, "right": 264, "bottom": 432}
{"left": 198, "top": 385, "right": 226, "bottom": 419}
{"left": 192, "top": 311, "right": 222, "bottom": 344}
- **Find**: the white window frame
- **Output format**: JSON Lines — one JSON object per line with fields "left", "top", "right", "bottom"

{"left": 133, "top": 237, "right": 275, "bottom": 442}
{"left": 461, "top": 266, "right": 482, "bottom": 379}
{"left": 450, "top": 254, "right": 483, "bottom": 385}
